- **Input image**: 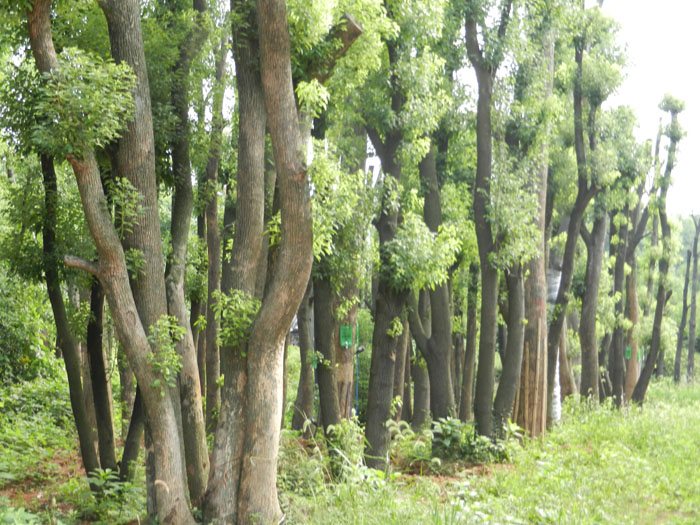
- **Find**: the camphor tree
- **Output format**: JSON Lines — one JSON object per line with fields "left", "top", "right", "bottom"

{"left": 631, "top": 95, "right": 685, "bottom": 405}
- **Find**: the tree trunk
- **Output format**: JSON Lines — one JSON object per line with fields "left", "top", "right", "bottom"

{"left": 459, "top": 262, "right": 478, "bottom": 423}
{"left": 314, "top": 276, "right": 342, "bottom": 434}
{"left": 609, "top": 207, "right": 631, "bottom": 405}
{"left": 579, "top": 214, "right": 607, "bottom": 399}
{"left": 408, "top": 147, "right": 455, "bottom": 419}
{"left": 548, "top": 34, "right": 600, "bottom": 423}
{"left": 401, "top": 342, "right": 413, "bottom": 422}
{"left": 493, "top": 265, "right": 524, "bottom": 435}
{"left": 337, "top": 283, "right": 359, "bottom": 420}
{"left": 558, "top": 318, "right": 577, "bottom": 400}
{"left": 624, "top": 258, "right": 641, "bottom": 400}
{"left": 203, "top": 37, "right": 228, "bottom": 435}
{"left": 688, "top": 217, "right": 700, "bottom": 380}
{"left": 117, "top": 347, "right": 136, "bottom": 440}
{"left": 206, "top": 1, "right": 313, "bottom": 520}
{"left": 674, "top": 250, "right": 691, "bottom": 382}
{"left": 392, "top": 319, "right": 410, "bottom": 422}
{"left": 39, "top": 154, "right": 99, "bottom": 476}
{"left": 235, "top": 1, "right": 313, "bottom": 518}
{"left": 411, "top": 355, "right": 430, "bottom": 430}
{"left": 514, "top": 25, "right": 552, "bottom": 439}
{"left": 465, "top": 2, "right": 513, "bottom": 435}
{"left": 363, "top": 39, "right": 408, "bottom": 470}
{"left": 29, "top": 2, "right": 195, "bottom": 520}
{"left": 204, "top": 0, "right": 267, "bottom": 518}
{"left": 86, "top": 279, "right": 118, "bottom": 471}
{"left": 292, "top": 282, "right": 315, "bottom": 434}
{"left": 632, "top": 105, "right": 682, "bottom": 404}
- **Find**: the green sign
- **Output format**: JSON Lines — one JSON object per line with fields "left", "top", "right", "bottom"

{"left": 340, "top": 324, "right": 353, "bottom": 348}
{"left": 625, "top": 345, "right": 632, "bottom": 360}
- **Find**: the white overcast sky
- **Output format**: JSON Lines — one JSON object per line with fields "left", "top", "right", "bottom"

{"left": 602, "top": 0, "right": 699, "bottom": 217}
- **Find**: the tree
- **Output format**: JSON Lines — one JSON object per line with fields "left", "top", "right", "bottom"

{"left": 204, "top": 0, "right": 313, "bottom": 520}
{"left": 631, "top": 95, "right": 685, "bottom": 404}
{"left": 687, "top": 216, "right": 700, "bottom": 380}
{"left": 464, "top": 0, "right": 513, "bottom": 438}
{"left": 548, "top": 2, "right": 621, "bottom": 414}
{"left": 674, "top": 249, "right": 691, "bottom": 382}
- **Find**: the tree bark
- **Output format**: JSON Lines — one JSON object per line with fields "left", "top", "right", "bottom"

{"left": 392, "top": 319, "right": 410, "bottom": 422}
{"left": 514, "top": 24, "right": 552, "bottom": 438}
{"left": 117, "top": 347, "right": 136, "bottom": 440}
{"left": 235, "top": 1, "right": 313, "bottom": 519}
{"left": 558, "top": 317, "right": 577, "bottom": 399}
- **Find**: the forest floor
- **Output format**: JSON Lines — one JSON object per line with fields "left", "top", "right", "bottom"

{"left": 1, "top": 377, "right": 699, "bottom": 524}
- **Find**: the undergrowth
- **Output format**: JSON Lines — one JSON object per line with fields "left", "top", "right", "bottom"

{"left": 3, "top": 373, "right": 700, "bottom": 524}
{"left": 280, "top": 379, "right": 700, "bottom": 524}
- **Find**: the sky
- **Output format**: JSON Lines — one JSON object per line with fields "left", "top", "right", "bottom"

{"left": 602, "top": 0, "right": 699, "bottom": 217}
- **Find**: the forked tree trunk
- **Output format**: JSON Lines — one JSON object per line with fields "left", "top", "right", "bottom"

{"left": 204, "top": 0, "right": 266, "bottom": 519}
{"left": 408, "top": 147, "right": 455, "bottom": 419}
{"left": 206, "top": 1, "right": 312, "bottom": 521}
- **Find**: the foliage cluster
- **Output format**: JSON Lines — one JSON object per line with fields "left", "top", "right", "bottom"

{"left": 0, "top": 264, "right": 55, "bottom": 383}
{"left": 211, "top": 289, "right": 261, "bottom": 351}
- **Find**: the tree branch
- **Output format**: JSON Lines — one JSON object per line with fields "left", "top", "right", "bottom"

{"left": 497, "top": 0, "right": 514, "bottom": 41}
{"left": 64, "top": 255, "right": 101, "bottom": 278}
{"left": 407, "top": 291, "right": 429, "bottom": 355}
{"left": 580, "top": 224, "right": 592, "bottom": 247}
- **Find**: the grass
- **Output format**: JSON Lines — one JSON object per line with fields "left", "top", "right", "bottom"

{"left": 280, "top": 379, "right": 700, "bottom": 524}
{"left": 2, "top": 375, "right": 700, "bottom": 523}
